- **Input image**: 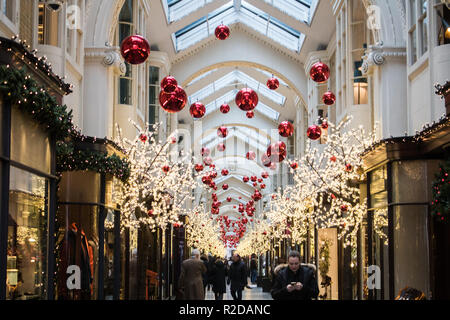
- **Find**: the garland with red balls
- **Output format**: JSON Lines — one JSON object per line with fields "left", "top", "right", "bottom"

{"left": 431, "top": 160, "right": 450, "bottom": 222}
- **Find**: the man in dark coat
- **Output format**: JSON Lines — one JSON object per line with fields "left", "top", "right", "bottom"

{"left": 271, "top": 251, "right": 319, "bottom": 300}
{"left": 179, "top": 249, "right": 207, "bottom": 300}
{"left": 211, "top": 259, "right": 227, "bottom": 300}
{"left": 227, "top": 254, "right": 247, "bottom": 300}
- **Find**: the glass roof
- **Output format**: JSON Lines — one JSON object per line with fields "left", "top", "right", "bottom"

{"left": 173, "top": 0, "right": 306, "bottom": 53}
{"left": 166, "top": 0, "right": 216, "bottom": 23}
{"left": 186, "top": 68, "right": 218, "bottom": 86}
{"left": 201, "top": 126, "right": 270, "bottom": 152}
{"left": 189, "top": 70, "right": 286, "bottom": 106}
{"left": 263, "top": 0, "right": 318, "bottom": 24}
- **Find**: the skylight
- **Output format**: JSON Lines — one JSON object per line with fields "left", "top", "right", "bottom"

{"left": 189, "top": 70, "right": 286, "bottom": 106}
{"left": 204, "top": 90, "right": 238, "bottom": 116}
{"left": 166, "top": 0, "right": 216, "bottom": 23}
{"left": 256, "top": 69, "right": 288, "bottom": 87}
{"left": 201, "top": 126, "right": 270, "bottom": 152}
{"left": 263, "top": 0, "right": 318, "bottom": 24}
{"left": 187, "top": 69, "right": 218, "bottom": 86}
{"left": 172, "top": 1, "right": 306, "bottom": 53}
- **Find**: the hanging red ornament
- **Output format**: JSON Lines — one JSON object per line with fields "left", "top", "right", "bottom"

{"left": 212, "top": 201, "right": 221, "bottom": 209}
{"left": 212, "top": 193, "right": 218, "bottom": 201}
{"left": 222, "top": 184, "right": 229, "bottom": 191}
{"left": 210, "top": 171, "right": 218, "bottom": 179}
{"left": 321, "top": 121, "right": 329, "bottom": 130}
{"left": 246, "top": 111, "right": 255, "bottom": 119}
{"left": 272, "top": 195, "right": 277, "bottom": 200}
{"left": 246, "top": 151, "right": 256, "bottom": 161}
{"left": 148, "top": 209, "right": 154, "bottom": 216}
{"left": 227, "top": 197, "right": 232, "bottom": 202}
{"left": 139, "top": 134, "right": 148, "bottom": 143}
{"left": 220, "top": 103, "right": 230, "bottom": 114}
{"left": 290, "top": 162, "right": 299, "bottom": 170}
{"left": 243, "top": 176, "right": 250, "bottom": 183}
{"left": 120, "top": 35, "right": 150, "bottom": 65}
{"left": 217, "top": 143, "right": 226, "bottom": 152}
{"left": 162, "top": 165, "right": 170, "bottom": 173}
{"left": 215, "top": 24, "right": 230, "bottom": 40}
{"left": 221, "top": 169, "right": 229, "bottom": 176}
{"left": 201, "top": 147, "right": 210, "bottom": 157}
{"left": 217, "top": 126, "right": 228, "bottom": 138}
{"left": 278, "top": 121, "right": 294, "bottom": 138}
{"left": 340, "top": 205, "right": 348, "bottom": 212}
{"left": 261, "top": 153, "right": 272, "bottom": 167}
{"left": 310, "top": 61, "right": 330, "bottom": 83}
{"left": 170, "top": 136, "right": 178, "bottom": 144}
{"left": 267, "top": 142, "right": 287, "bottom": 163}
{"left": 322, "top": 91, "right": 336, "bottom": 105}
{"left": 267, "top": 77, "right": 280, "bottom": 90}
{"left": 307, "top": 125, "right": 322, "bottom": 140}
{"left": 159, "top": 86, "right": 187, "bottom": 113}
{"left": 189, "top": 102, "right": 206, "bottom": 119}
{"left": 195, "top": 164, "right": 204, "bottom": 172}
{"left": 253, "top": 182, "right": 258, "bottom": 187}
{"left": 203, "top": 157, "right": 213, "bottom": 166}
{"left": 345, "top": 164, "right": 353, "bottom": 172}
{"left": 236, "top": 88, "right": 258, "bottom": 111}
{"left": 262, "top": 172, "right": 269, "bottom": 179}
{"left": 211, "top": 208, "right": 220, "bottom": 215}
{"left": 251, "top": 176, "right": 258, "bottom": 182}
{"left": 161, "top": 76, "right": 178, "bottom": 94}
{"left": 260, "top": 184, "right": 266, "bottom": 189}
{"left": 330, "top": 156, "right": 337, "bottom": 162}
{"left": 202, "top": 176, "right": 211, "bottom": 185}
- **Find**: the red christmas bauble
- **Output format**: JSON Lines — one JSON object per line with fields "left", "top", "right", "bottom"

{"left": 246, "top": 151, "right": 256, "bottom": 161}
{"left": 310, "top": 61, "right": 330, "bottom": 83}
{"left": 221, "top": 169, "right": 229, "bottom": 176}
{"left": 189, "top": 102, "right": 206, "bottom": 119}
{"left": 215, "top": 24, "right": 230, "bottom": 40}
{"left": 290, "top": 162, "right": 299, "bottom": 170}
{"left": 202, "top": 176, "right": 211, "bottom": 185}
{"left": 340, "top": 205, "right": 348, "bottom": 212}
{"left": 222, "top": 184, "right": 229, "bottom": 191}
{"left": 307, "top": 125, "right": 322, "bottom": 140}
{"left": 217, "top": 126, "right": 228, "bottom": 138}
{"left": 322, "top": 91, "right": 336, "bottom": 105}
{"left": 139, "top": 134, "right": 148, "bottom": 143}
{"left": 162, "top": 165, "right": 170, "bottom": 173}
{"left": 267, "top": 142, "right": 287, "bottom": 163}
{"left": 345, "top": 164, "right": 353, "bottom": 172}
{"left": 161, "top": 76, "right": 178, "bottom": 94}
{"left": 262, "top": 171, "right": 269, "bottom": 179}
{"left": 236, "top": 88, "right": 258, "bottom": 111}
{"left": 220, "top": 103, "right": 230, "bottom": 114}
{"left": 212, "top": 201, "right": 221, "bottom": 209}
{"left": 321, "top": 121, "right": 329, "bottom": 130}
{"left": 243, "top": 176, "right": 250, "bottom": 183}
{"left": 159, "top": 86, "right": 187, "bottom": 113}
{"left": 253, "top": 182, "right": 258, "bottom": 187}
{"left": 120, "top": 35, "right": 150, "bottom": 65}
{"left": 201, "top": 147, "right": 210, "bottom": 157}
{"left": 261, "top": 154, "right": 272, "bottom": 167}
{"left": 227, "top": 197, "right": 232, "bottom": 202}
{"left": 267, "top": 77, "right": 280, "bottom": 90}
{"left": 260, "top": 184, "right": 266, "bottom": 189}
{"left": 203, "top": 157, "right": 213, "bottom": 166}
{"left": 330, "top": 156, "right": 337, "bottom": 162}
{"left": 148, "top": 209, "right": 154, "bottom": 216}
{"left": 210, "top": 171, "right": 218, "bottom": 179}
{"left": 217, "top": 143, "right": 226, "bottom": 152}
{"left": 195, "top": 164, "right": 204, "bottom": 172}
{"left": 278, "top": 121, "right": 294, "bottom": 138}
{"left": 171, "top": 136, "right": 178, "bottom": 144}
{"left": 251, "top": 176, "right": 258, "bottom": 182}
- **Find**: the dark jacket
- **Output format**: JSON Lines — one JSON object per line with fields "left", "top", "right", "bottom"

{"left": 211, "top": 260, "right": 227, "bottom": 294}
{"left": 250, "top": 258, "right": 258, "bottom": 271}
{"left": 271, "top": 264, "right": 319, "bottom": 300}
{"left": 228, "top": 260, "right": 247, "bottom": 290}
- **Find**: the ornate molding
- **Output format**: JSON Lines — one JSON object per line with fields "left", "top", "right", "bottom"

{"left": 361, "top": 45, "right": 406, "bottom": 75}
{"left": 85, "top": 47, "right": 126, "bottom": 75}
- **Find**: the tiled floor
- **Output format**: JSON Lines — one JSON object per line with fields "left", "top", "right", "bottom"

{"left": 205, "top": 280, "right": 273, "bottom": 300}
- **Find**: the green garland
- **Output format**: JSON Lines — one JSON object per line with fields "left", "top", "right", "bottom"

{"left": 431, "top": 160, "right": 450, "bottom": 222}
{"left": 0, "top": 65, "right": 74, "bottom": 140}
{"left": 56, "top": 140, "right": 130, "bottom": 183}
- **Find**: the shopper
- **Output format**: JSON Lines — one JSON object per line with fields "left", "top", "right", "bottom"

{"left": 200, "top": 254, "right": 209, "bottom": 292}
{"left": 271, "top": 251, "right": 319, "bottom": 300}
{"left": 211, "top": 259, "right": 227, "bottom": 300}
{"left": 178, "top": 249, "right": 207, "bottom": 300}
{"left": 250, "top": 254, "right": 258, "bottom": 284}
{"left": 227, "top": 254, "right": 248, "bottom": 300}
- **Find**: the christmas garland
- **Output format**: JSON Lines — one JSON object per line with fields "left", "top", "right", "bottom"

{"left": 0, "top": 65, "right": 74, "bottom": 140}
{"left": 56, "top": 140, "right": 130, "bottom": 183}
{"left": 431, "top": 160, "right": 450, "bottom": 222}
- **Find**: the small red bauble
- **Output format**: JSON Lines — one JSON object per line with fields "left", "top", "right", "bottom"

{"left": 195, "top": 164, "right": 204, "bottom": 172}
{"left": 189, "top": 102, "right": 206, "bottom": 119}
{"left": 322, "top": 91, "right": 336, "bottom": 105}
{"left": 222, "top": 184, "right": 229, "bottom": 191}
{"left": 203, "top": 157, "right": 213, "bottom": 166}
{"left": 246, "top": 151, "right": 256, "bottom": 161}
{"left": 307, "top": 125, "right": 322, "bottom": 140}
{"left": 345, "top": 164, "right": 353, "bottom": 172}
{"left": 246, "top": 111, "right": 255, "bottom": 119}
{"left": 217, "top": 126, "right": 228, "bottom": 138}
{"left": 321, "top": 121, "right": 329, "bottom": 130}
{"left": 262, "top": 171, "right": 269, "bottom": 179}
{"left": 340, "top": 205, "right": 348, "bottom": 212}
{"left": 170, "top": 136, "right": 177, "bottom": 144}
{"left": 212, "top": 201, "right": 221, "bottom": 209}
{"left": 261, "top": 153, "right": 272, "bottom": 167}
{"left": 120, "top": 35, "right": 150, "bottom": 65}
{"left": 278, "top": 121, "right": 294, "bottom": 138}
{"left": 201, "top": 147, "right": 210, "bottom": 157}
{"left": 258, "top": 178, "right": 263, "bottom": 183}
{"left": 221, "top": 169, "right": 229, "bottom": 176}
{"left": 253, "top": 182, "right": 258, "bottom": 187}
{"left": 148, "top": 209, "right": 153, "bottom": 216}
{"left": 290, "top": 162, "right": 299, "bottom": 170}
{"left": 267, "top": 77, "right": 280, "bottom": 90}
{"left": 310, "top": 61, "right": 330, "bottom": 83}
{"left": 251, "top": 176, "right": 258, "bottom": 182}
{"left": 159, "top": 86, "right": 187, "bottom": 113}
{"left": 243, "top": 176, "right": 250, "bottom": 183}
{"left": 139, "top": 134, "right": 148, "bottom": 143}
{"left": 260, "top": 184, "right": 266, "bottom": 189}
{"left": 202, "top": 176, "right": 211, "bottom": 185}
{"left": 210, "top": 171, "right": 218, "bottom": 179}
{"left": 217, "top": 143, "right": 226, "bottom": 152}
{"left": 330, "top": 156, "right": 337, "bottom": 162}
{"left": 215, "top": 24, "right": 230, "bottom": 40}
{"left": 161, "top": 76, "right": 178, "bottom": 94}
{"left": 162, "top": 165, "right": 170, "bottom": 173}
{"left": 227, "top": 197, "right": 232, "bottom": 202}
{"left": 236, "top": 88, "right": 258, "bottom": 111}
{"left": 220, "top": 103, "right": 230, "bottom": 114}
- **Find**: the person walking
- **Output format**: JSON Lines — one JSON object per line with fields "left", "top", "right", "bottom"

{"left": 271, "top": 251, "right": 319, "bottom": 300}
{"left": 227, "top": 254, "right": 247, "bottom": 300}
{"left": 211, "top": 259, "right": 227, "bottom": 300}
{"left": 178, "top": 249, "right": 207, "bottom": 300}
{"left": 250, "top": 254, "right": 258, "bottom": 285}
{"left": 200, "top": 254, "right": 209, "bottom": 293}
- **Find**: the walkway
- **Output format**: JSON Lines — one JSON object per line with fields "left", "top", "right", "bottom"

{"left": 205, "top": 280, "right": 273, "bottom": 300}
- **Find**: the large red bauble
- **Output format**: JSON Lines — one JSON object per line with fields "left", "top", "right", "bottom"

{"left": 201, "top": 147, "right": 210, "bottom": 157}
{"left": 161, "top": 76, "right": 178, "bottom": 94}
{"left": 323, "top": 91, "right": 336, "bottom": 105}
{"left": 215, "top": 24, "right": 230, "bottom": 40}
{"left": 307, "top": 125, "right": 322, "bottom": 140}
{"left": 203, "top": 156, "right": 213, "bottom": 166}
{"left": 220, "top": 103, "right": 230, "bottom": 114}
{"left": 261, "top": 154, "right": 272, "bottom": 167}
{"left": 262, "top": 171, "right": 269, "bottom": 179}
{"left": 267, "top": 77, "right": 280, "bottom": 90}
{"left": 217, "top": 143, "right": 226, "bottom": 152}
{"left": 243, "top": 176, "right": 250, "bottom": 183}
{"left": 195, "top": 164, "right": 204, "bottom": 172}
{"left": 267, "top": 142, "right": 287, "bottom": 163}
{"left": 217, "top": 127, "right": 228, "bottom": 138}
{"left": 278, "top": 121, "right": 294, "bottom": 138}
{"left": 310, "top": 61, "right": 330, "bottom": 83}
{"left": 202, "top": 176, "right": 211, "bottom": 185}
{"left": 227, "top": 197, "right": 232, "bottom": 202}
{"left": 120, "top": 35, "right": 150, "bottom": 65}
{"left": 246, "top": 111, "right": 255, "bottom": 119}
{"left": 159, "top": 86, "right": 187, "bottom": 113}
{"left": 235, "top": 88, "right": 258, "bottom": 111}
{"left": 246, "top": 151, "right": 256, "bottom": 161}
{"left": 222, "top": 184, "right": 229, "bottom": 191}
{"left": 189, "top": 102, "right": 206, "bottom": 119}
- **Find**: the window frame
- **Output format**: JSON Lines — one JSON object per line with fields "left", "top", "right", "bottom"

{"left": 407, "top": 0, "right": 429, "bottom": 66}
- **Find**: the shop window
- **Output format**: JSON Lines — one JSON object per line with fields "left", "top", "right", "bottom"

{"left": 117, "top": 0, "right": 134, "bottom": 105}
{"left": 38, "top": 0, "right": 61, "bottom": 47}
{"left": 149, "top": 66, "right": 160, "bottom": 137}
{"left": 1, "top": 0, "right": 15, "bottom": 22}
{"left": 436, "top": 0, "right": 450, "bottom": 46}
{"left": 408, "top": 0, "right": 429, "bottom": 65}
{"left": 7, "top": 166, "right": 48, "bottom": 300}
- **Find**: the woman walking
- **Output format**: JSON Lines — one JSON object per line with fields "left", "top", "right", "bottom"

{"left": 211, "top": 259, "right": 227, "bottom": 300}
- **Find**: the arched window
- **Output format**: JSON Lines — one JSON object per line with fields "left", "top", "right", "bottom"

{"left": 117, "top": 0, "right": 134, "bottom": 105}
